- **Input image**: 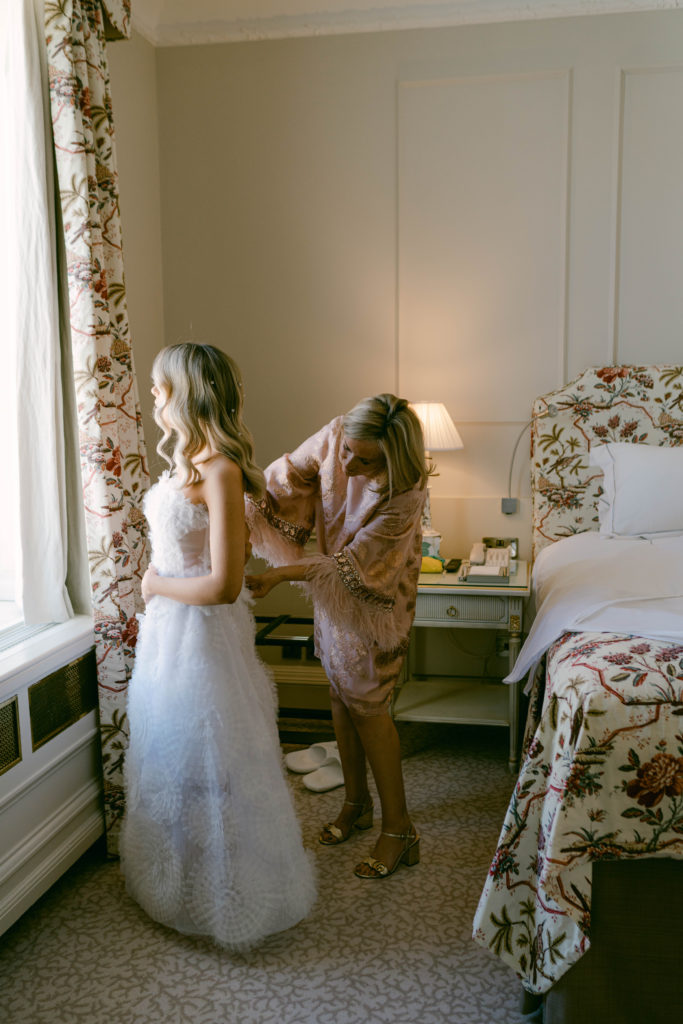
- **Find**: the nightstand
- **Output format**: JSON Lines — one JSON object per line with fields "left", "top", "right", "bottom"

{"left": 391, "top": 561, "right": 530, "bottom": 770}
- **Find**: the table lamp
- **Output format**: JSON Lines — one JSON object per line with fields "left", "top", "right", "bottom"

{"left": 410, "top": 401, "right": 463, "bottom": 558}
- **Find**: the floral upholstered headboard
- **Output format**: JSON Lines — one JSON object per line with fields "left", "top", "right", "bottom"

{"left": 531, "top": 365, "right": 683, "bottom": 559}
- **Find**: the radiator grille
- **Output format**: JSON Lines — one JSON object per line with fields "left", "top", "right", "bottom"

{"left": 29, "top": 648, "right": 98, "bottom": 750}
{"left": 0, "top": 696, "right": 21, "bottom": 775}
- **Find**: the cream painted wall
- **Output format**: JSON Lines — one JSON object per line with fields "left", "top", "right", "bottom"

{"left": 144, "top": 10, "right": 683, "bottom": 564}
{"left": 106, "top": 10, "right": 683, "bottom": 683}
{"left": 108, "top": 31, "right": 166, "bottom": 478}
{"left": 108, "top": 9, "right": 683, "bottom": 562}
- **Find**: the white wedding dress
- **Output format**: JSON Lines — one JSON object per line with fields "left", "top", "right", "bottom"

{"left": 120, "top": 473, "right": 316, "bottom": 949}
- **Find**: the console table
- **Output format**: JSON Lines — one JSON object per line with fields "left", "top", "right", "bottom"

{"left": 391, "top": 561, "right": 530, "bottom": 770}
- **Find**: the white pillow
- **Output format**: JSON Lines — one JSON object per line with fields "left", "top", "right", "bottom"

{"left": 590, "top": 442, "right": 683, "bottom": 535}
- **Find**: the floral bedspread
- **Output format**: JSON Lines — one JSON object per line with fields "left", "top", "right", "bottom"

{"left": 473, "top": 630, "right": 683, "bottom": 994}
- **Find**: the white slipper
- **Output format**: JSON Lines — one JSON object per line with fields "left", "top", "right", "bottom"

{"left": 302, "top": 762, "right": 345, "bottom": 793}
{"left": 284, "top": 740, "right": 340, "bottom": 774}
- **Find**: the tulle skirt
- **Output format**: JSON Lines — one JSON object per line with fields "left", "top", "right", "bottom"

{"left": 120, "top": 590, "right": 316, "bottom": 949}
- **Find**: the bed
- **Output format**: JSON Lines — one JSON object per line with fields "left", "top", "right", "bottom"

{"left": 472, "top": 365, "right": 683, "bottom": 1022}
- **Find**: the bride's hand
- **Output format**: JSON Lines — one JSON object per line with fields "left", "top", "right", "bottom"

{"left": 141, "top": 565, "right": 159, "bottom": 603}
{"left": 245, "top": 569, "right": 277, "bottom": 599}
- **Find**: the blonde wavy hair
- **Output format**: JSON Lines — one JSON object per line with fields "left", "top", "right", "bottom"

{"left": 152, "top": 342, "right": 265, "bottom": 497}
{"left": 343, "top": 393, "right": 431, "bottom": 501}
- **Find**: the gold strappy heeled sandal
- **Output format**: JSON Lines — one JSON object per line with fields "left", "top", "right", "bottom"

{"left": 319, "top": 800, "right": 374, "bottom": 846}
{"left": 353, "top": 827, "right": 420, "bottom": 878}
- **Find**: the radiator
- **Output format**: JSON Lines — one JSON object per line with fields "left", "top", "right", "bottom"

{"left": 0, "top": 618, "right": 103, "bottom": 936}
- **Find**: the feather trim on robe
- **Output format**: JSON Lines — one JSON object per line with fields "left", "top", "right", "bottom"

{"left": 302, "top": 552, "right": 406, "bottom": 652}
{"left": 245, "top": 496, "right": 309, "bottom": 566}
{"left": 245, "top": 417, "right": 425, "bottom": 656}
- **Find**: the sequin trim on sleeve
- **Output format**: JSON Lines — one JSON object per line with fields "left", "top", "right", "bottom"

{"left": 251, "top": 497, "right": 311, "bottom": 547}
{"left": 332, "top": 551, "right": 395, "bottom": 611}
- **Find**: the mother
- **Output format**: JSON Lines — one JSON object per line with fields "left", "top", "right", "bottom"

{"left": 246, "top": 394, "right": 428, "bottom": 879}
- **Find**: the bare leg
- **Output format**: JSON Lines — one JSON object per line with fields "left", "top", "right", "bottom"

{"left": 351, "top": 709, "right": 414, "bottom": 874}
{"left": 322, "top": 688, "right": 372, "bottom": 838}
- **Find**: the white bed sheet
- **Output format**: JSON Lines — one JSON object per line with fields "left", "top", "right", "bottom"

{"left": 506, "top": 530, "right": 683, "bottom": 683}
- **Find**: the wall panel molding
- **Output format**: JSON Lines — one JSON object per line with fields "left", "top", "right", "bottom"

{"left": 397, "top": 69, "right": 571, "bottom": 421}
{"left": 614, "top": 63, "right": 683, "bottom": 363}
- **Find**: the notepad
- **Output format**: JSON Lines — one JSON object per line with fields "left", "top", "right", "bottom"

{"left": 465, "top": 564, "right": 509, "bottom": 584}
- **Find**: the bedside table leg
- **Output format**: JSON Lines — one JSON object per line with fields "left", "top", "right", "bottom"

{"left": 507, "top": 680, "right": 520, "bottom": 771}
{"left": 507, "top": 619, "right": 522, "bottom": 771}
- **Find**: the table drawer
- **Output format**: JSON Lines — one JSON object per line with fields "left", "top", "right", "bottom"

{"left": 415, "top": 592, "right": 508, "bottom": 625}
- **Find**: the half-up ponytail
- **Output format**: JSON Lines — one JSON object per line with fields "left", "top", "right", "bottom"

{"left": 343, "top": 393, "right": 430, "bottom": 501}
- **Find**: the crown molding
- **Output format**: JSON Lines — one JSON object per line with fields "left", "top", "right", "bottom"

{"left": 128, "top": 0, "right": 165, "bottom": 44}
{"left": 130, "top": 8, "right": 159, "bottom": 45}
{"left": 131, "top": 1, "right": 683, "bottom": 47}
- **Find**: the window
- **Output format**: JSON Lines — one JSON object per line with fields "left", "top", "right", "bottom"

{"left": 0, "top": 0, "right": 74, "bottom": 637}
{"left": 0, "top": 0, "right": 24, "bottom": 632}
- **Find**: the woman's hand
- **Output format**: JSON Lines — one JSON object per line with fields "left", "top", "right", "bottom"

{"left": 245, "top": 568, "right": 280, "bottom": 599}
{"left": 141, "top": 565, "right": 159, "bottom": 604}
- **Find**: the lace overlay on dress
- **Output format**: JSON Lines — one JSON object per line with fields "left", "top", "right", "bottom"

{"left": 120, "top": 474, "right": 315, "bottom": 948}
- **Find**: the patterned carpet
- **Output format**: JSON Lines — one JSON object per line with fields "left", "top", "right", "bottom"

{"left": 0, "top": 725, "right": 533, "bottom": 1024}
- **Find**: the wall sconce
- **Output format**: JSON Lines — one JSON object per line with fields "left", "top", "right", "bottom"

{"left": 502, "top": 403, "right": 558, "bottom": 514}
{"left": 410, "top": 401, "right": 463, "bottom": 557}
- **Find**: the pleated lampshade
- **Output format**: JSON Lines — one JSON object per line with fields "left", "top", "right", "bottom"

{"left": 410, "top": 402, "right": 463, "bottom": 451}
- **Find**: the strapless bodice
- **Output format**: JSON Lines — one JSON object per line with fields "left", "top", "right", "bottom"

{"left": 144, "top": 472, "right": 210, "bottom": 578}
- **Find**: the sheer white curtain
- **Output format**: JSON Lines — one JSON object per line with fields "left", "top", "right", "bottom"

{"left": 0, "top": 0, "right": 73, "bottom": 624}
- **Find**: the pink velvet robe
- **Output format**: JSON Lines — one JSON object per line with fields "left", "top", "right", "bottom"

{"left": 246, "top": 416, "right": 424, "bottom": 714}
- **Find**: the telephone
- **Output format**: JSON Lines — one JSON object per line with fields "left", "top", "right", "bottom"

{"left": 461, "top": 538, "right": 517, "bottom": 583}
{"left": 468, "top": 541, "right": 511, "bottom": 569}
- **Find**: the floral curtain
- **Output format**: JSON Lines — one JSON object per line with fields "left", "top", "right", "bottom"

{"left": 100, "top": 0, "right": 131, "bottom": 40}
{"left": 45, "top": 0, "right": 148, "bottom": 852}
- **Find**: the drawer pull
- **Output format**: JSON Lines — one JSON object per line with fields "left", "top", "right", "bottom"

{"left": 446, "top": 605, "right": 459, "bottom": 618}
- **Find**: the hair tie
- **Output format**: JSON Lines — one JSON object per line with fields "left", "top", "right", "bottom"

{"left": 387, "top": 398, "right": 407, "bottom": 423}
